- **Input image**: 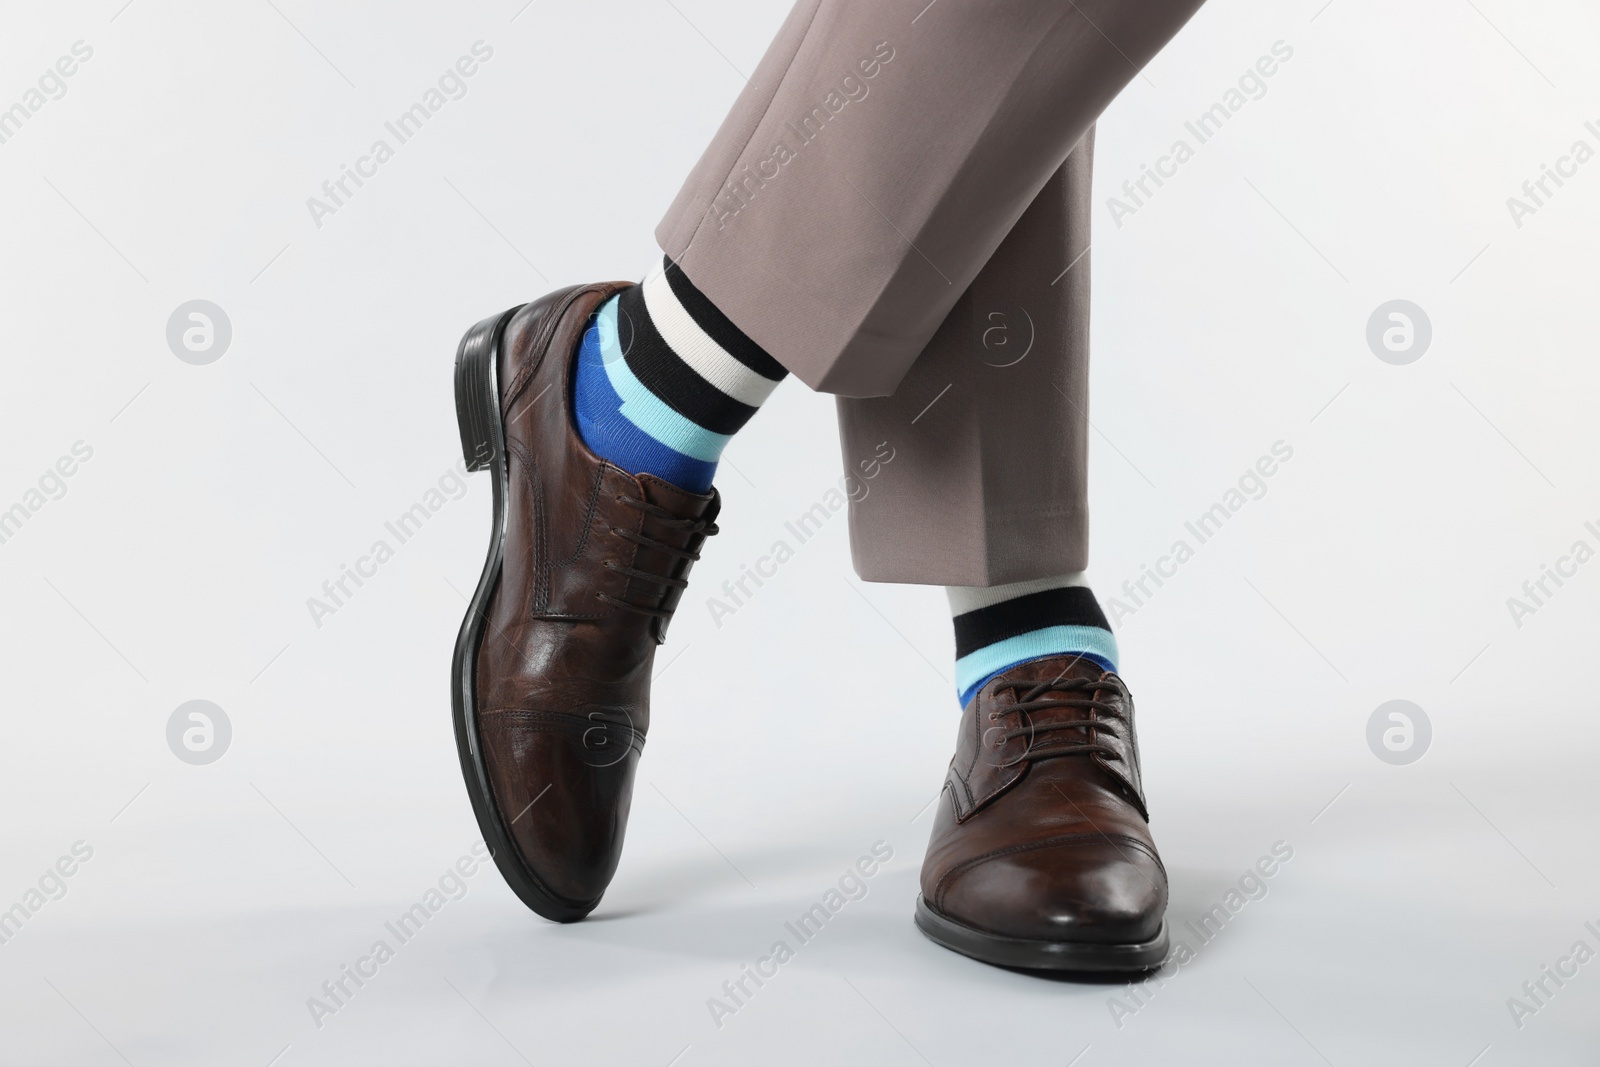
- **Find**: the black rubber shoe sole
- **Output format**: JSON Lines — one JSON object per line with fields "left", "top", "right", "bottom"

{"left": 450, "top": 303, "right": 598, "bottom": 924}
{"left": 914, "top": 895, "right": 1169, "bottom": 972}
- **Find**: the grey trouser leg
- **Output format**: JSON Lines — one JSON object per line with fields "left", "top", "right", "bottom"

{"left": 656, "top": 0, "right": 1206, "bottom": 584}
{"left": 837, "top": 133, "right": 1094, "bottom": 586}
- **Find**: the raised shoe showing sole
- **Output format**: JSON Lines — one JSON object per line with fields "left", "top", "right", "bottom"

{"left": 450, "top": 301, "right": 575, "bottom": 919}
{"left": 450, "top": 285, "right": 720, "bottom": 922}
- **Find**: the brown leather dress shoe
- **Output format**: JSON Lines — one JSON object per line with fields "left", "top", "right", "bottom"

{"left": 450, "top": 283, "right": 719, "bottom": 922}
{"left": 915, "top": 655, "right": 1169, "bottom": 970}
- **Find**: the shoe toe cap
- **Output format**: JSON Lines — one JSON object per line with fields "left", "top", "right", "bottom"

{"left": 937, "top": 839, "right": 1167, "bottom": 945}
{"left": 480, "top": 712, "right": 642, "bottom": 907}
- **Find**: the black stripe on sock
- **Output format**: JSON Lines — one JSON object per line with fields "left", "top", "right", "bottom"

{"left": 952, "top": 587, "right": 1111, "bottom": 660}
{"left": 661, "top": 256, "right": 788, "bottom": 382}
{"left": 616, "top": 283, "right": 759, "bottom": 435}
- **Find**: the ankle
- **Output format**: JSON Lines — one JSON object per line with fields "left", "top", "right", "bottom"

{"left": 947, "top": 574, "right": 1117, "bottom": 706}
{"left": 570, "top": 258, "right": 785, "bottom": 493}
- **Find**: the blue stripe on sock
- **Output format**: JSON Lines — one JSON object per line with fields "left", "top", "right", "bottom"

{"left": 954, "top": 626, "right": 1119, "bottom": 707}
{"left": 573, "top": 308, "right": 717, "bottom": 493}
{"left": 596, "top": 298, "right": 730, "bottom": 464}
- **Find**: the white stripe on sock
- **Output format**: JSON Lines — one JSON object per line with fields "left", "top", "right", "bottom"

{"left": 641, "top": 263, "right": 782, "bottom": 408}
{"left": 945, "top": 572, "right": 1089, "bottom": 616}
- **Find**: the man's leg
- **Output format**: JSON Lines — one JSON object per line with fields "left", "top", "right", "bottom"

{"left": 836, "top": 137, "right": 1096, "bottom": 589}
{"left": 658, "top": 0, "right": 1206, "bottom": 397}
{"left": 451, "top": 0, "right": 1205, "bottom": 933}
{"left": 654, "top": 1, "right": 1204, "bottom": 969}
{"left": 835, "top": 136, "right": 1121, "bottom": 709}
{"left": 833, "top": 133, "right": 1168, "bottom": 971}
{"left": 831, "top": 138, "right": 1166, "bottom": 970}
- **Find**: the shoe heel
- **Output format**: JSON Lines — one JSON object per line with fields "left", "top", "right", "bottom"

{"left": 453, "top": 306, "right": 523, "bottom": 472}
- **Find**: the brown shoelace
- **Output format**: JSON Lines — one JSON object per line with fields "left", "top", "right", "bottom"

{"left": 596, "top": 494, "right": 718, "bottom": 619}
{"left": 985, "top": 675, "right": 1126, "bottom": 763}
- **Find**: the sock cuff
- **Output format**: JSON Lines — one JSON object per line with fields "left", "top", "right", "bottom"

{"left": 640, "top": 265, "right": 782, "bottom": 408}
{"left": 949, "top": 579, "right": 1118, "bottom": 706}
{"left": 616, "top": 284, "right": 757, "bottom": 434}
{"left": 569, "top": 262, "right": 783, "bottom": 496}
{"left": 660, "top": 256, "right": 788, "bottom": 381}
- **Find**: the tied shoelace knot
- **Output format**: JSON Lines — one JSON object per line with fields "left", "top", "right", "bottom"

{"left": 985, "top": 674, "right": 1128, "bottom": 763}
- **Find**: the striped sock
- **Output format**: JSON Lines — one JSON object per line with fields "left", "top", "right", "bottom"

{"left": 948, "top": 573, "right": 1119, "bottom": 708}
{"left": 572, "top": 256, "right": 787, "bottom": 493}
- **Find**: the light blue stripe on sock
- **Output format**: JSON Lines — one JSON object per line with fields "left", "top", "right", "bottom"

{"left": 596, "top": 297, "right": 730, "bottom": 464}
{"left": 954, "top": 626, "right": 1119, "bottom": 704}
{"left": 574, "top": 321, "right": 718, "bottom": 492}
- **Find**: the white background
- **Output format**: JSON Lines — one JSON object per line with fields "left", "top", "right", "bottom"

{"left": 2, "top": 0, "right": 1598, "bottom": 1063}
